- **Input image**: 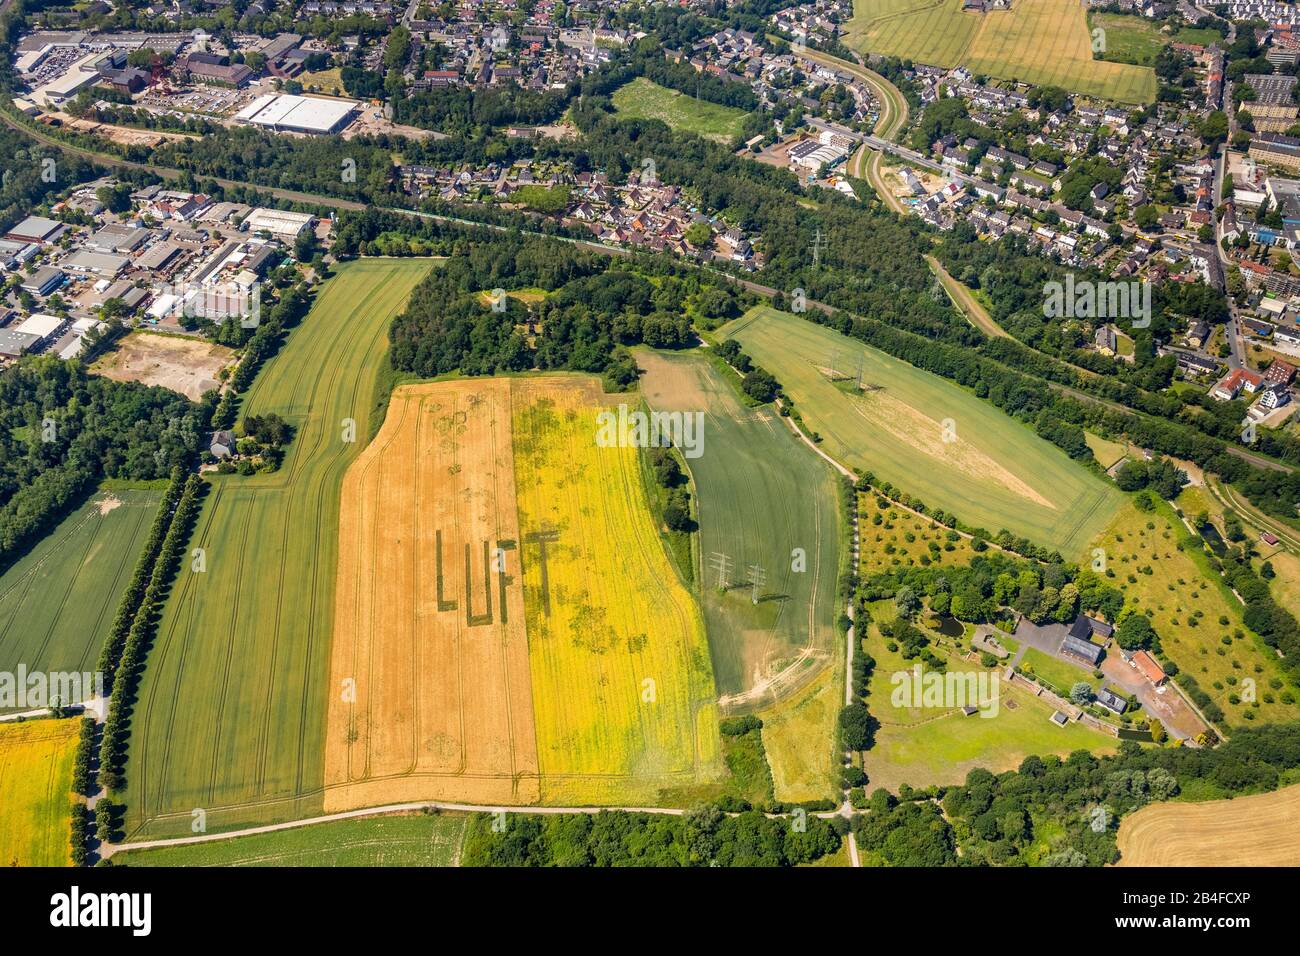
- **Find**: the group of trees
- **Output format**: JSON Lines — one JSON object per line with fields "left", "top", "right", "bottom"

{"left": 99, "top": 474, "right": 204, "bottom": 793}
{"left": 713, "top": 339, "right": 782, "bottom": 404}
{"left": 461, "top": 804, "right": 844, "bottom": 867}
{"left": 374, "top": 220, "right": 757, "bottom": 389}
{"left": 647, "top": 447, "right": 694, "bottom": 534}
{"left": 845, "top": 723, "right": 1300, "bottom": 866}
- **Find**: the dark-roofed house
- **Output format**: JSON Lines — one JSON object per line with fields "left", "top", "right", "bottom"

{"left": 1096, "top": 686, "right": 1128, "bottom": 715}
{"left": 1061, "top": 634, "right": 1104, "bottom": 667}
{"left": 1060, "top": 613, "right": 1112, "bottom": 665}
{"left": 210, "top": 430, "right": 237, "bottom": 458}
{"left": 1069, "top": 614, "right": 1113, "bottom": 642}
{"left": 1060, "top": 612, "right": 1110, "bottom": 667}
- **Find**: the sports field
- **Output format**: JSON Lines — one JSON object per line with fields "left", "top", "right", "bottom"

{"left": 512, "top": 377, "right": 723, "bottom": 804}
{"left": 720, "top": 307, "right": 1123, "bottom": 556}
{"left": 845, "top": 0, "right": 1156, "bottom": 103}
{"left": 611, "top": 77, "right": 748, "bottom": 143}
{"left": 324, "top": 380, "right": 540, "bottom": 811}
{"left": 0, "top": 488, "right": 161, "bottom": 714}
{"left": 124, "top": 259, "right": 436, "bottom": 839}
{"left": 0, "top": 718, "right": 79, "bottom": 866}
{"left": 118, "top": 813, "right": 467, "bottom": 866}
{"left": 636, "top": 350, "right": 842, "bottom": 707}
{"left": 1117, "top": 784, "right": 1300, "bottom": 866}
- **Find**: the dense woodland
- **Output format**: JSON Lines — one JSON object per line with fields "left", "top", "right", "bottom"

{"left": 0, "top": 358, "right": 208, "bottom": 570}
{"left": 461, "top": 805, "right": 844, "bottom": 867}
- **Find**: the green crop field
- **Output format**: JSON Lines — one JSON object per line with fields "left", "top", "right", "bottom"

{"left": 636, "top": 349, "right": 842, "bottom": 707}
{"left": 720, "top": 307, "right": 1123, "bottom": 557}
{"left": 1089, "top": 13, "right": 1165, "bottom": 66}
{"left": 124, "top": 259, "right": 436, "bottom": 839}
{"left": 846, "top": 0, "right": 1155, "bottom": 104}
{"left": 117, "top": 813, "right": 466, "bottom": 866}
{"left": 612, "top": 77, "right": 748, "bottom": 143}
{"left": 0, "top": 488, "right": 161, "bottom": 714}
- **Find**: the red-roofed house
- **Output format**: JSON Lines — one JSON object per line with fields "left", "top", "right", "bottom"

{"left": 1212, "top": 367, "right": 1264, "bottom": 401}
{"left": 1131, "top": 650, "right": 1168, "bottom": 686}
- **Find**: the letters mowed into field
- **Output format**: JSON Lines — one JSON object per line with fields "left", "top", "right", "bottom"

{"left": 846, "top": 0, "right": 1155, "bottom": 104}
{"left": 636, "top": 350, "right": 842, "bottom": 709}
{"left": 125, "top": 259, "right": 435, "bottom": 839}
{"left": 0, "top": 489, "right": 160, "bottom": 714}
{"left": 0, "top": 718, "right": 79, "bottom": 865}
{"left": 325, "top": 380, "right": 540, "bottom": 810}
{"left": 721, "top": 308, "right": 1122, "bottom": 556}
{"left": 327, "top": 375, "right": 722, "bottom": 809}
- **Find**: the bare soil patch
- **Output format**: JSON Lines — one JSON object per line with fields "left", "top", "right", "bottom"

{"left": 92, "top": 331, "right": 234, "bottom": 401}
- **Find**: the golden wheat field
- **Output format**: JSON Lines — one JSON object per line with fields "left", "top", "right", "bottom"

{"left": 1116, "top": 785, "right": 1300, "bottom": 866}
{"left": 324, "top": 381, "right": 540, "bottom": 811}
{"left": 326, "top": 376, "right": 723, "bottom": 808}
{"left": 0, "top": 718, "right": 79, "bottom": 866}
{"left": 512, "top": 377, "right": 723, "bottom": 804}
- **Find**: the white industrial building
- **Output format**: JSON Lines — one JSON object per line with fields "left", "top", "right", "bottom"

{"left": 234, "top": 93, "right": 358, "bottom": 135}
{"left": 15, "top": 313, "right": 67, "bottom": 349}
{"left": 242, "top": 207, "right": 315, "bottom": 241}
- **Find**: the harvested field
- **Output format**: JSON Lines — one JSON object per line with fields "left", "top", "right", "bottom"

{"left": 92, "top": 331, "right": 234, "bottom": 401}
{"left": 846, "top": 0, "right": 1156, "bottom": 103}
{"left": 1117, "top": 784, "right": 1300, "bottom": 866}
{"left": 324, "top": 381, "right": 540, "bottom": 810}
{"left": 0, "top": 718, "right": 79, "bottom": 866}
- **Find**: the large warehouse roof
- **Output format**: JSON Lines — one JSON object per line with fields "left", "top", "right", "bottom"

{"left": 234, "top": 93, "right": 357, "bottom": 134}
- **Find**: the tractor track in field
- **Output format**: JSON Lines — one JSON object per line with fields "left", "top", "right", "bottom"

{"left": 25, "top": 508, "right": 104, "bottom": 673}
{"left": 332, "top": 270, "right": 417, "bottom": 786}
{"left": 206, "top": 495, "right": 257, "bottom": 801}
{"left": 356, "top": 391, "right": 414, "bottom": 782}
{"left": 83, "top": 500, "right": 154, "bottom": 672}
{"left": 0, "top": 501, "right": 111, "bottom": 649}
{"left": 139, "top": 481, "right": 224, "bottom": 827}
{"left": 269, "top": 272, "right": 370, "bottom": 802}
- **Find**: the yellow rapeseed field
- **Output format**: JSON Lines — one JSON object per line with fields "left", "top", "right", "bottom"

{"left": 511, "top": 377, "right": 723, "bottom": 804}
{"left": 0, "top": 718, "right": 79, "bottom": 866}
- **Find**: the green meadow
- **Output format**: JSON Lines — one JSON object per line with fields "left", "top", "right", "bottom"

{"left": 720, "top": 307, "right": 1123, "bottom": 557}
{"left": 612, "top": 77, "right": 748, "bottom": 143}
{"left": 118, "top": 813, "right": 466, "bottom": 866}
{"left": 0, "top": 488, "right": 161, "bottom": 713}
